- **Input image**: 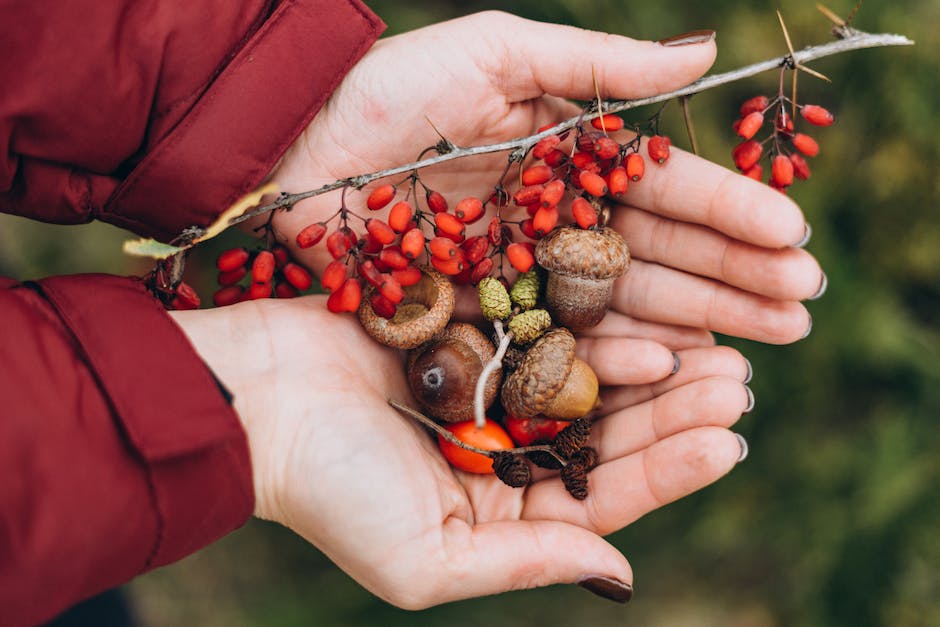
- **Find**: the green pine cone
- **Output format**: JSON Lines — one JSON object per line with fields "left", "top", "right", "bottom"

{"left": 478, "top": 277, "right": 512, "bottom": 321}
{"left": 508, "top": 309, "right": 552, "bottom": 344}
{"left": 510, "top": 270, "right": 540, "bottom": 311}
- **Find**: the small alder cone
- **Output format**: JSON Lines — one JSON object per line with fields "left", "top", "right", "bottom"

{"left": 535, "top": 225, "right": 630, "bottom": 330}
{"left": 501, "top": 328, "right": 600, "bottom": 420}
{"left": 358, "top": 268, "right": 454, "bottom": 349}
{"left": 407, "top": 322, "right": 501, "bottom": 422}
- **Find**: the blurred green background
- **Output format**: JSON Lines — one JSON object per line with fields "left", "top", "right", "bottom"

{"left": 3, "top": 1, "right": 937, "bottom": 626}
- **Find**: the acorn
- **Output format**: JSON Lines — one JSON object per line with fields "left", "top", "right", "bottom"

{"left": 534, "top": 225, "right": 630, "bottom": 330}
{"left": 501, "top": 327, "right": 599, "bottom": 420}
{"left": 358, "top": 267, "right": 454, "bottom": 349}
{"left": 407, "top": 322, "right": 501, "bottom": 422}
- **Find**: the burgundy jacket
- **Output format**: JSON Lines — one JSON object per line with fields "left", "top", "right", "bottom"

{"left": 0, "top": 1, "right": 383, "bottom": 624}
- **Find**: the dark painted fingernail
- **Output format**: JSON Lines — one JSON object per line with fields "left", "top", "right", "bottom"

{"left": 743, "top": 358, "right": 753, "bottom": 384}
{"left": 744, "top": 385, "right": 755, "bottom": 413}
{"left": 809, "top": 272, "right": 828, "bottom": 301}
{"left": 578, "top": 576, "right": 634, "bottom": 603}
{"left": 735, "top": 433, "right": 749, "bottom": 463}
{"left": 794, "top": 223, "right": 812, "bottom": 248}
{"left": 801, "top": 313, "right": 813, "bottom": 340}
{"left": 657, "top": 29, "right": 716, "bottom": 47}
{"left": 671, "top": 351, "right": 681, "bottom": 375}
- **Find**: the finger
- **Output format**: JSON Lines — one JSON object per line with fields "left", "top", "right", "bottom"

{"left": 613, "top": 259, "right": 813, "bottom": 344}
{"left": 420, "top": 520, "right": 634, "bottom": 606}
{"left": 575, "top": 337, "right": 678, "bottom": 386}
{"left": 487, "top": 13, "right": 717, "bottom": 102}
{"left": 591, "top": 376, "right": 751, "bottom": 463}
{"left": 601, "top": 345, "right": 751, "bottom": 414}
{"left": 522, "top": 426, "right": 743, "bottom": 536}
{"left": 578, "top": 310, "right": 715, "bottom": 350}
{"left": 616, "top": 140, "right": 807, "bottom": 249}
{"left": 614, "top": 206, "right": 826, "bottom": 301}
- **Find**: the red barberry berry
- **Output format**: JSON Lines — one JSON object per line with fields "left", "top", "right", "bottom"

{"left": 430, "top": 236, "right": 458, "bottom": 260}
{"left": 625, "top": 153, "right": 645, "bottom": 181}
{"left": 366, "top": 184, "right": 396, "bottom": 211}
{"left": 217, "top": 267, "right": 247, "bottom": 287}
{"left": 171, "top": 282, "right": 201, "bottom": 310}
{"left": 743, "top": 164, "right": 763, "bottom": 181}
{"left": 275, "top": 282, "right": 300, "bottom": 299}
{"left": 430, "top": 254, "right": 465, "bottom": 276}
{"left": 400, "top": 228, "right": 425, "bottom": 259}
{"left": 378, "top": 276, "right": 404, "bottom": 304}
{"left": 370, "top": 292, "right": 398, "bottom": 319}
{"left": 217, "top": 247, "right": 249, "bottom": 272}
{"left": 434, "top": 212, "right": 465, "bottom": 238}
{"left": 519, "top": 218, "right": 538, "bottom": 240}
{"left": 513, "top": 184, "right": 544, "bottom": 207}
{"left": 358, "top": 259, "right": 384, "bottom": 288}
{"left": 522, "top": 165, "right": 553, "bottom": 186}
{"left": 532, "top": 206, "right": 559, "bottom": 236}
{"left": 543, "top": 148, "right": 567, "bottom": 168}
{"left": 737, "top": 111, "right": 764, "bottom": 140}
{"left": 571, "top": 151, "right": 597, "bottom": 171}
{"left": 593, "top": 136, "right": 620, "bottom": 160}
{"left": 327, "top": 278, "right": 362, "bottom": 313}
{"left": 531, "top": 135, "right": 561, "bottom": 159}
{"left": 578, "top": 170, "right": 608, "bottom": 197}
{"left": 801, "top": 105, "right": 834, "bottom": 127}
{"left": 213, "top": 285, "right": 244, "bottom": 307}
{"left": 540, "top": 179, "right": 565, "bottom": 207}
{"left": 387, "top": 201, "right": 414, "bottom": 233}
{"left": 506, "top": 242, "right": 535, "bottom": 273}
{"left": 249, "top": 281, "right": 272, "bottom": 300}
{"left": 789, "top": 153, "right": 811, "bottom": 181}
{"left": 251, "top": 250, "right": 276, "bottom": 283}
{"left": 470, "top": 257, "right": 494, "bottom": 284}
{"left": 571, "top": 197, "right": 598, "bottom": 229}
{"left": 392, "top": 265, "right": 422, "bottom": 287}
{"left": 487, "top": 217, "right": 502, "bottom": 246}
{"left": 321, "top": 260, "right": 347, "bottom": 293}
{"left": 792, "top": 133, "right": 820, "bottom": 157}
{"left": 771, "top": 154, "right": 794, "bottom": 187}
{"left": 648, "top": 135, "right": 671, "bottom": 164}
{"left": 591, "top": 114, "right": 625, "bottom": 132}
{"left": 326, "top": 229, "right": 353, "bottom": 259}
{"left": 776, "top": 109, "right": 794, "bottom": 137}
{"left": 296, "top": 223, "right": 327, "bottom": 249}
{"left": 454, "top": 197, "right": 484, "bottom": 223}
{"left": 740, "top": 95, "right": 770, "bottom": 117}
{"left": 378, "top": 245, "right": 410, "bottom": 270}
{"left": 607, "top": 166, "right": 628, "bottom": 197}
{"left": 733, "top": 140, "right": 763, "bottom": 172}
{"left": 461, "top": 236, "right": 489, "bottom": 265}
{"left": 426, "top": 190, "right": 448, "bottom": 214}
{"left": 366, "top": 219, "right": 396, "bottom": 246}
{"left": 282, "top": 262, "right": 312, "bottom": 291}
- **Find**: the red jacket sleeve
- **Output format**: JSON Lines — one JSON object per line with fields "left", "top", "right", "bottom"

{"left": 0, "top": 1, "right": 384, "bottom": 624}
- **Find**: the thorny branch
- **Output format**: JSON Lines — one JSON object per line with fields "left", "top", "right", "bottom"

{"left": 226, "top": 30, "right": 911, "bottom": 230}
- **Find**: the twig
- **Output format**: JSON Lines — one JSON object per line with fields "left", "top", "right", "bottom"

{"left": 227, "top": 30, "right": 912, "bottom": 229}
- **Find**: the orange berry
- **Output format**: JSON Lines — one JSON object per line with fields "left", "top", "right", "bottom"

{"left": 388, "top": 201, "right": 414, "bottom": 233}
{"left": 434, "top": 212, "right": 465, "bottom": 238}
{"left": 366, "top": 218, "right": 396, "bottom": 245}
{"left": 593, "top": 136, "right": 620, "bottom": 160}
{"left": 522, "top": 165, "right": 553, "bottom": 186}
{"left": 366, "top": 184, "right": 396, "bottom": 211}
{"left": 591, "top": 114, "right": 625, "bottom": 132}
{"left": 437, "top": 419, "right": 514, "bottom": 474}
{"left": 607, "top": 166, "right": 628, "bottom": 196}
{"left": 506, "top": 242, "right": 535, "bottom": 273}
{"left": 430, "top": 236, "right": 458, "bottom": 260}
{"left": 540, "top": 179, "right": 565, "bottom": 207}
{"left": 513, "top": 184, "right": 544, "bottom": 207}
{"left": 454, "top": 197, "right": 484, "bottom": 223}
{"left": 578, "top": 170, "right": 608, "bottom": 197}
{"left": 532, "top": 206, "right": 559, "bottom": 236}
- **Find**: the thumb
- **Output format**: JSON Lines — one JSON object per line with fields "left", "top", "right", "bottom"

{"left": 436, "top": 519, "right": 634, "bottom": 604}
{"left": 479, "top": 12, "right": 716, "bottom": 101}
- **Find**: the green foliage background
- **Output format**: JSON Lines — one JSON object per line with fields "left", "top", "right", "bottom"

{"left": 2, "top": 1, "right": 937, "bottom": 626}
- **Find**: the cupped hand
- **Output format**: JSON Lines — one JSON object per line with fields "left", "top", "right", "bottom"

{"left": 269, "top": 11, "right": 823, "bottom": 345}
{"left": 171, "top": 295, "right": 751, "bottom": 607}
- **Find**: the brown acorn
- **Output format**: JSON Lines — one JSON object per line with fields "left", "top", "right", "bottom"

{"left": 501, "top": 327, "right": 599, "bottom": 420}
{"left": 358, "top": 267, "right": 454, "bottom": 349}
{"left": 407, "top": 322, "right": 501, "bottom": 422}
{"left": 534, "top": 225, "right": 630, "bottom": 330}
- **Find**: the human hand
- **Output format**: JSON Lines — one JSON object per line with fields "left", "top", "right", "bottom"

{"left": 269, "top": 11, "right": 824, "bottom": 345}
{"left": 171, "top": 295, "right": 751, "bottom": 607}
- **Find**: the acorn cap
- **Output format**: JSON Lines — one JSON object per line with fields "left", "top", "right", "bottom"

{"left": 535, "top": 225, "right": 629, "bottom": 280}
{"left": 359, "top": 267, "right": 454, "bottom": 349}
{"left": 501, "top": 328, "right": 576, "bottom": 418}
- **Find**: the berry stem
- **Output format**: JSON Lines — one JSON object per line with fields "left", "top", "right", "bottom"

{"left": 474, "top": 320, "right": 512, "bottom": 429}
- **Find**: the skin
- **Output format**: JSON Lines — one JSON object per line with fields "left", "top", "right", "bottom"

{"left": 171, "top": 12, "right": 824, "bottom": 607}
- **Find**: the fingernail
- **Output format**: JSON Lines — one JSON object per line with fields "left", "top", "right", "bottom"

{"left": 671, "top": 351, "right": 681, "bottom": 375}
{"left": 657, "top": 29, "right": 716, "bottom": 47}
{"left": 578, "top": 576, "right": 634, "bottom": 603}
{"left": 809, "top": 272, "right": 828, "bottom": 301}
{"left": 743, "top": 358, "right": 753, "bottom": 384}
{"left": 793, "top": 223, "right": 812, "bottom": 248}
{"left": 743, "top": 385, "right": 755, "bottom": 413}
{"left": 734, "top": 433, "right": 749, "bottom": 463}
{"left": 801, "top": 313, "right": 813, "bottom": 340}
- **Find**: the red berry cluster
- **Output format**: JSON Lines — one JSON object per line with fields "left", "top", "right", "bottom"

{"left": 286, "top": 112, "right": 671, "bottom": 319}
{"left": 732, "top": 95, "right": 833, "bottom": 192}
{"left": 212, "top": 244, "right": 313, "bottom": 306}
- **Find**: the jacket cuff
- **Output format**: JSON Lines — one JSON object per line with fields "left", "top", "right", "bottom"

{"left": 38, "top": 274, "right": 254, "bottom": 568}
{"left": 100, "top": 0, "right": 384, "bottom": 241}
